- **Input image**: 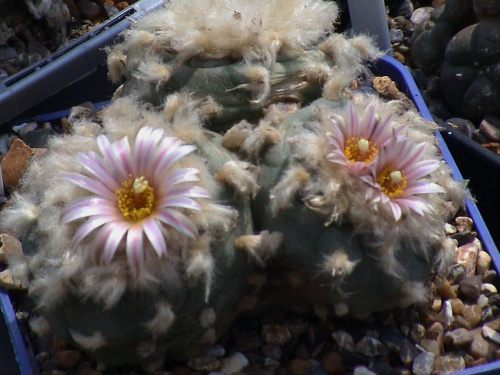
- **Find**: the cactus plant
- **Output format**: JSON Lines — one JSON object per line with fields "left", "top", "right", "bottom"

{"left": 223, "top": 94, "right": 466, "bottom": 314}
{"left": 107, "top": 0, "right": 383, "bottom": 131}
{"left": 0, "top": 0, "right": 470, "bottom": 370}
{"left": 0, "top": 96, "right": 261, "bottom": 368}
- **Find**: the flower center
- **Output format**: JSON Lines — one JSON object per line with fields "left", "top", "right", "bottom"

{"left": 376, "top": 167, "right": 407, "bottom": 199}
{"left": 344, "top": 137, "right": 378, "bottom": 163}
{"left": 116, "top": 176, "right": 155, "bottom": 222}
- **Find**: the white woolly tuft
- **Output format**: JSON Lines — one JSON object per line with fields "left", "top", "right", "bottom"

{"left": 234, "top": 230, "right": 284, "bottom": 265}
{"left": 133, "top": 56, "right": 173, "bottom": 90}
{"left": 400, "top": 281, "right": 429, "bottom": 307}
{"left": 0, "top": 192, "right": 39, "bottom": 236}
{"left": 69, "top": 330, "right": 107, "bottom": 351}
{"left": 122, "top": 0, "right": 338, "bottom": 66}
{"left": 321, "top": 249, "right": 359, "bottom": 278}
{"left": 227, "top": 65, "right": 271, "bottom": 104}
{"left": 199, "top": 307, "right": 216, "bottom": 328}
{"left": 241, "top": 122, "right": 281, "bottom": 158}
{"left": 214, "top": 160, "right": 260, "bottom": 197}
{"left": 269, "top": 166, "right": 310, "bottom": 215}
{"left": 222, "top": 120, "right": 253, "bottom": 151}
{"left": 106, "top": 48, "right": 126, "bottom": 83}
{"left": 146, "top": 302, "right": 175, "bottom": 336}
{"left": 29, "top": 315, "right": 53, "bottom": 337}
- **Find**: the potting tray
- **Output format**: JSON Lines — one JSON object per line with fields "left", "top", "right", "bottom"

{"left": 1, "top": 54, "right": 500, "bottom": 375}
{"left": 0, "top": 0, "right": 164, "bottom": 126}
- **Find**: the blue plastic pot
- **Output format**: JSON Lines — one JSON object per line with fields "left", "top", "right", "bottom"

{"left": 1, "top": 54, "right": 499, "bottom": 375}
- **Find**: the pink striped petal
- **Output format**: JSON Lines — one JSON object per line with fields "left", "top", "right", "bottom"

{"left": 142, "top": 217, "right": 167, "bottom": 258}
{"left": 76, "top": 152, "right": 120, "bottom": 191}
{"left": 347, "top": 102, "right": 359, "bottom": 136}
{"left": 163, "top": 185, "right": 210, "bottom": 199}
{"left": 98, "top": 135, "right": 132, "bottom": 181}
{"left": 156, "top": 209, "right": 198, "bottom": 239}
{"left": 395, "top": 197, "right": 428, "bottom": 216}
{"left": 134, "top": 127, "right": 164, "bottom": 174}
{"left": 360, "top": 105, "right": 376, "bottom": 138}
{"left": 103, "top": 222, "right": 130, "bottom": 265}
{"left": 60, "top": 197, "right": 117, "bottom": 223}
{"left": 158, "top": 196, "right": 201, "bottom": 210}
{"left": 388, "top": 201, "right": 402, "bottom": 221}
{"left": 403, "top": 182, "right": 445, "bottom": 196}
{"left": 71, "top": 214, "right": 117, "bottom": 246}
{"left": 161, "top": 168, "right": 200, "bottom": 188}
{"left": 126, "top": 225, "right": 145, "bottom": 277}
{"left": 61, "top": 172, "right": 115, "bottom": 200}
{"left": 405, "top": 160, "right": 440, "bottom": 181}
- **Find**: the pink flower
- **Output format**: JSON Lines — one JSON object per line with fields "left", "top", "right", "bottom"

{"left": 326, "top": 102, "right": 395, "bottom": 175}
{"left": 60, "top": 126, "right": 209, "bottom": 276}
{"left": 363, "top": 139, "right": 445, "bottom": 221}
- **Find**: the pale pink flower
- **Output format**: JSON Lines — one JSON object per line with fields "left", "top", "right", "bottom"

{"left": 60, "top": 126, "right": 209, "bottom": 276}
{"left": 326, "top": 102, "right": 395, "bottom": 175}
{"left": 362, "top": 139, "right": 445, "bottom": 221}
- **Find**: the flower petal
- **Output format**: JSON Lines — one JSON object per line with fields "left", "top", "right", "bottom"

{"left": 103, "top": 222, "right": 130, "bottom": 265}
{"left": 61, "top": 172, "right": 115, "bottom": 200}
{"left": 126, "top": 225, "right": 145, "bottom": 277}
{"left": 76, "top": 152, "right": 120, "bottom": 191}
{"left": 405, "top": 159, "right": 440, "bottom": 181}
{"left": 403, "top": 181, "right": 445, "bottom": 196}
{"left": 163, "top": 185, "right": 210, "bottom": 199}
{"left": 71, "top": 214, "right": 117, "bottom": 246}
{"left": 388, "top": 201, "right": 402, "bottom": 221}
{"left": 158, "top": 196, "right": 201, "bottom": 210}
{"left": 142, "top": 217, "right": 167, "bottom": 258}
{"left": 60, "top": 197, "right": 117, "bottom": 224}
{"left": 156, "top": 208, "right": 198, "bottom": 239}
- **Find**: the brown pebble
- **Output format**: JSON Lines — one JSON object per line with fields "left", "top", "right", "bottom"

{"left": 410, "top": 323, "right": 426, "bottom": 344}
{"left": 461, "top": 305, "right": 483, "bottom": 327}
{"left": 262, "top": 325, "right": 292, "bottom": 346}
{"left": 455, "top": 242, "right": 479, "bottom": 275}
{"left": 372, "top": 76, "right": 400, "bottom": 99}
{"left": 420, "top": 339, "right": 441, "bottom": 356}
{"left": 432, "top": 353, "right": 465, "bottom": 374}
{"left": 459, "top": 275, "right": 483, "bottom": 302}
{"left": 392, "top": 51, "right": 405, "bottom": 64}
{"left": 52, "top": 349, "right": 82, "bottom": 369}
{"left": 76, "top": 0, "right": 102, "bottom": 19}
{"left": 115, "top": 1, "right": 129, "bottom": 10}
{"left": 321, "top": 351, "right": 345, "bottom": 374}
{"left": 449, "top": 298, "right": 464, "bottom": 315}
{"left": 455, "top": 216, "right": 473, "bottom": 232}
{"left": 469, "top": 329, "right": 493, "bottom": 359}
{"left": 443, "top": 328, "right": 473, "bottom": 348}
{"left": 1, "top": 138, "right": 34, "bottom": 192}
{"left": 437, "top": 278, "right": 457, "bottom": 299}
{"left": 0, "top": 233, "right": 23, "bottom": 263}
{"left": 285, "top": 358, "right": 310, "bottom": 375}
{"left": 476, "top": 251, "right": 492, "bottom": 275}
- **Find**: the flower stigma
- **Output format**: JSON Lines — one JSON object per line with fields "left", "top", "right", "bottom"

{"left": 377, "top": 167, "right": 407, "bottom": 199}
{"left": 116, "top": 175, "right": 155, "bottom": 221}
{"left": 344, "top": 137, "right": 378, "bottom": 163}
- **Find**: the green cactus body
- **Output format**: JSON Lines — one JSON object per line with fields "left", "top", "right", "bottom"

{"left": 3, "top": 100, "right": 256, "bottom": 367}
{"left": 231, "top": 96, "right": 465, "bottom": 314}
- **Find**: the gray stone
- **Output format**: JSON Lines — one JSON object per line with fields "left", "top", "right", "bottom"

{"left": 390, "top": 28, "right": 404, "bottom": 43}
{"left": 480, "top": 117, "right": 500, "bottom": 141}
{"left": 412, "top": 352, "right": 435, "bottom": 375}
{"left": 443, "top": 328, "right": 473, "bottom": 348}
{"left": 459, "top": 275, "right": 483, "bottom": 302}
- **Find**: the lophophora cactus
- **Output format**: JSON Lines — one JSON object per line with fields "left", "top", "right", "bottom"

{"left": 0, "top": 0, "right": 469, "bottom": 371}
{"left": 107, "top": 0, "right": 383, "bottom": 131}
{"left": 225, "top": 94, "right": 466, "bottom": 314}
{"left": 0, "top": 96, "right": 261, "bottom": 368}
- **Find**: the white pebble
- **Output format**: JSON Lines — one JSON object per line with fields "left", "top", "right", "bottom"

{"left": 482, "top": 326, "right": 500, "bottom": 345}
{"left": 221, "top": 352, "right": 249, "bottom": 374}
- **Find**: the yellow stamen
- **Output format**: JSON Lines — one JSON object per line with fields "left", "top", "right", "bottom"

{"left": 116, "top": 176, "right": 155, "bottom": 222}
{"left": 377, "top": 167, "right": 407, "bottom": 199}
{"left": 344, "top": 137, "right": 378, "bottom": 163}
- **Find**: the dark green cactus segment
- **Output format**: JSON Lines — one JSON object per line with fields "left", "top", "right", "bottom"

{"left": 120, "top": 50, "right": 332, "bottom": 131}
{"left": 247, "top": 97, "right": 457, "bottom": 314}
{"left": 19, "top": 126, "right": 256, "bottom": 366}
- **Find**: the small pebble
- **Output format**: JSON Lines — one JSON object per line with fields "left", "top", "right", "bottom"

{"left": 482, "top": 283, "right": 497, "bottom": 296}
{"left": 443, "top": 328, "right": 473, "bottom": 348}
{"left": 482, "top": 326, "right": 500, "bottom": 345}
{"left": 476, "top": 251, "right": 492, "bottom": 275}
{"left": 221, "top": 352, "right": 249, "bottom": 375}
{"left": 331, "top": 330, "right": 354, "bottom": 352}
{"left": 459, "top": 275, "right": 483, "bottom": 302}
{"left": 261, "top": 325, "right": 292, "bottom": 346}
{"left": 320, "top": 351, "right": 344, "bottom": 374}
{"left": 449, "top": 298, "right": 464, "bottom": 315}
{"left": 462, "top": 305, "right": 483, "bottom": 327}
{"left": 432, "top": 353, "right": 466, "bottom": 373}
{"left": 53, "top": 350, "right": 82, "bottom": 369}
{"left": 412, "top": 352, "right": 435, "bottom": 375}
